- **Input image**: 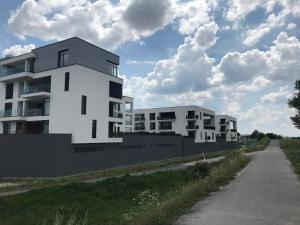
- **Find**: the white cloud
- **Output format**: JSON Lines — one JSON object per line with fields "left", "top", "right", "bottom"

{"left": 126, "top": 60, "right": 156, "bottom": 65}
{"left": 2, "top": 44, "right": 36, "bottom": 57}
{"left": 261, "top": 86, "right": 291, "bottom": 103}
{"left": 7, "top": 0, "right": 178, "bottom": 50}
{"left": 219, "top": 32, "right": 300, "bottom": 84}
{"left": 176, "top": 0, "right": 216, "bottom": 35}
{"left": 237, "top": 76, "right": 271, "bottom": 92}
{"left": 7, "top": 0, "right": 218, "bottom": 50}
{"left": 287, "top": 22, "right": 297, "bottom": 29}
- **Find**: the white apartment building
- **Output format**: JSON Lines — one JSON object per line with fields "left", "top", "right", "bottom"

{"left": 215, "top": 115, "right": 238, "bottom": 141}
{"left": 122, "top": 96, "right": 134, "bottom": 132}
{"left": 0, "top": 37, "right": 129, "bottom": 144}
{"left": 133, "top": 106, "right": 216, "bottom": 143}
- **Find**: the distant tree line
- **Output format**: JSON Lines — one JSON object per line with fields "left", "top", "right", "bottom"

{"left": 250, "top": 130, "right": 282, "bottom": 140}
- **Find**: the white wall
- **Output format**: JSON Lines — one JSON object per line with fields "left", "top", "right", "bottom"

{"left": 215, "top": 115, "right": 238, "bottom": 142}
{"left": 133, "top": 106, "right": 216, "bottom": 143}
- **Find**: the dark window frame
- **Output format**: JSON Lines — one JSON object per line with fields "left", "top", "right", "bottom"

{"left": 64, "top": 72, "right": 70, "bottom": 91}
{"left": 81, "top": 95, "right": 87, "bottom": 115}
{"left": 92, "top": 120, "right": 97, "bottom": 138}
{"left": 58, "top": 49, "right": 69, "bottom": 67}
{"left": 5, "top": 83, "right": 14, "bottom": 99}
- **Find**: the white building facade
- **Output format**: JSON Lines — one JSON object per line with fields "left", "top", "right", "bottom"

{"left": 133, "top": 106, "right": 216, "bottom": 143}
{"left": 215, "top": 115, "right": 238, "bottom": 141}
{"left": 0, "top": 37, "right": 128, "bottom": 144}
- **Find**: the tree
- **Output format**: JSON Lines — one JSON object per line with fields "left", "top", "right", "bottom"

{"left": 288, "top": 80, "right": 300, "bottom": 129}
{"left": 250, "top": 130, "right": 265, "bottom": 140}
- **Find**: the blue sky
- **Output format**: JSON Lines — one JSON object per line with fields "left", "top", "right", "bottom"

{"left": 1, "top": 0, "right": 300, "bottom": 136}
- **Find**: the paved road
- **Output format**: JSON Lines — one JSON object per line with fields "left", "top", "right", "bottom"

{"left": 175, "top": 140, "right": 300, "bottom": 225}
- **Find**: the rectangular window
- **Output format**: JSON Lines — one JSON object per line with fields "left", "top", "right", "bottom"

{"left": 5, "top": 83, "right": 14, "bottom": 99}
{"left": 150, "top": 113, "right": 155, "bottom": 120}
{"left": 106, "top": 61, "right": 118, "bottom": 76}
{"left": 64, "top": 72, "right": 70, "bottom": 91}
{"left": 81, "top": 95, "right": 87, "bottom": 115}
{"left": 58, "top": 49, "right": 69, "bottom": 67}
{"left": 109, "top": 81, "right": 122, "bottom": 99}
{"left": 4, "top": 103, "right": 12, "bottom": 117}
{"left": 92, "top": 120, "right": 97, "bottom": 138}
{"left": 3, "top": 122, "right": 11, "bottom": 134}
{"left": 150, "top": 122, "right": 156, "bottom": 130}
{"left": 212, "top": 132, "right": 214, "bottom": 140}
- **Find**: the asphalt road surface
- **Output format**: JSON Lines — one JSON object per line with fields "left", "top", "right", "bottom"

{"left": 174, "top": 140, "right": 300, "bottom": 225}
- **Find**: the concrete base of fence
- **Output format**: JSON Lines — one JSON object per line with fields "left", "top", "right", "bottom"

{"left": 0, "top": 133, "right": 241, "bottom": 178}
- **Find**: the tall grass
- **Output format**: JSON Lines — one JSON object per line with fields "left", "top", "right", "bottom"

{"left": 243, "top": 137, "right": 270, "bottom": 153}
{"left": 0, "top": 151, "right": 249, "bottom": 225}
{"left": 122, "top": 151, "right": 249, "bottom": 225}
{"left": 280, "top": 138, "right": 300, "bottom": 178}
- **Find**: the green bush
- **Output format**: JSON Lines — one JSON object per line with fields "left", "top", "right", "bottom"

{"left": 280, "top": 138, "right": 300, "bottom": 178}
{"left": 243, "top": 137, "right": 270, "bottom": 153}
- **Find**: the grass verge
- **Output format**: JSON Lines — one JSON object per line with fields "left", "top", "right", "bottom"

{"left": 0, "top": 151, "right": 224, "bottom": 193}
{"left": 280, "top": 138, "right": 300, "bottom": 178}
{"left": 242, "top": 137, "right": 270, "bottom": 153}
{"left": 0, "top": 151, "right": 249, "bottom": 225}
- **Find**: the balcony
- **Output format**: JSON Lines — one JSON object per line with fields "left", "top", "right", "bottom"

{"left": 157, "top": 116, "right": 176, "bottom": 121}
{"left": 134, "top": 126, "right": 145, "bottom": 131}
{"left": 231, "top": 129, "right": 237, "bottom": 132}
{"left": 25, "top": 108, "right": 49, "bottom": 117}
{"left": 0, "top": 110, "right": 25, "bottom": 121}
{"left": 186, "top": 115, "right": 199, "bottom": 120}
{"left": 204, "top": 125, "right": 215, "bottom": 130}
{"left": 21, "top": 84, "right": 51, "bottom": 100}
{"left": 186, "top": 125, "right": 199, "bottom": 129}
{"left": 0, "top": 54, "right": 35, "bottom": 82}
{"left": 134, "top": 117, "right": 145, "bottom": 121}
{"left": 111, "top": 111, "right": 123, "bottom": 119}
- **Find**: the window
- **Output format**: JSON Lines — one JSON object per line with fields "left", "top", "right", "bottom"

{"left": 150, "top": 113, "right": 155, "bottom": 120}
{"left": 3, "top": 122, "right": 11, "bottom": 134}
{"left": 92, "top": 120, "right": 97, "bottom": 138}
{"left": 200, "top": 131, "right": 202, "bottom": 140}
{"left": 106, "top": 61, "right": 118, "bottom": 76}
{"left": 4, "top": 103, "right": 12, "bottom": 117}
{"left": 199, "top": 112, "right": 202, "bottom": 120}
{"left": 64, "top": 72, "right": 70, "bottom": 91}
{"left": 58, "top": 49, "right": 69, "bottom": 67}
{"left": 109, "top": 81, "right": 122, "bottom": 99}
{"left": 5, "top": 83, "right": 14, "bottom": 99}
{"left": 212, "top": 132, "right": 214, "bottom": 140}
{"left": 81, "top": 95, "right": 87, "bottom": 115}
{"left": 159, "top": 121, "right": 172, "bottom": 130}
{"left": 150, "top": 122, "right": 156, "bottom": 130}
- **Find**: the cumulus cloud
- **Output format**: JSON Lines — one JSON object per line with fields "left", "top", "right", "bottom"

{"left": 237, "top": 76, "right": 271, "bottom": 92}
{"left": 261, "top": 86, "right": 291, "bottom": 104}
{"left": 219, "top": 32, "right": 300, "bottom": 83}
{"left": 7, "top": 0, "right": 217, "bottom": 50}
{"left": 287, "top": 22, "right": 297, "bottom": 29}
{"left": 2, "top": 44, "right": 36, "bottom": 57}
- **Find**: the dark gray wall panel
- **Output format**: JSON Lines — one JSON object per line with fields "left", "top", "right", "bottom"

{"left": 0, "top": 134, "right": 240, "bottom": 178}
{"left": 32, "top": 37, "right": 119, "bottom": 75}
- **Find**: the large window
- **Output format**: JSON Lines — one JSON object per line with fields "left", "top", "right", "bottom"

{"left": 64, "top": 72, "right": 70, "bottom": 91}
{"left": 58, "top": 49, "right": 69, "bottom": 67}
{"left": 106, "top": 61, "right": 118, "bottom": 76}
{"left": 150, "top": 113, "right": 155, "bottom": 120}
{"left": 3, "top": 122, "right": 11, "bottom": 134}
{"left": 150, "top": 122, "right": 156, "bottom": 130}
{"left": 4, "top": 103, "right": 12, "bottom": 117}
{"left": 109, "top": 81, "right": 122, "bottom": 99}
{"left": 81, "top": 95, "right": 87, "bottom": 115}
{"left": 92, "top": 120, "right": 97, "bottom": 138}
{"left": 5, "top": 83, "right": 14, "bottom": 99}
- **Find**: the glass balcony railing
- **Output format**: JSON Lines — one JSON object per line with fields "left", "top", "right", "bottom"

{"left": 186, "top": 125, "right": 199, "bottom": 129}
{"left": 21, "top": 84, "right": 51, "bottom": 95}
{"left": 0, "top": 65, "right": 26, "bottom": 77}
{"left": 0, "top": 110, "right": 23, "bottom": 118}
{"left": 25, "top": 108, "right": 49, "bottom": 117}
{"left": 204, "top": 125, "right": 216, "bottom": 130}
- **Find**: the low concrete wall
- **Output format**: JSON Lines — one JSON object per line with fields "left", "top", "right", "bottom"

{"left": 0, "top": 134, "right": 240, "bottom": 178}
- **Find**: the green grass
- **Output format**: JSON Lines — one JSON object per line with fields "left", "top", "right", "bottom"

{"left": 280, "top": 138, "right": 300, "bottom": 178}
{"left": 0, "top": 151, "right": 249, "bottom": 225}
{"left": 0, "top": 151, "right": 224, "bottom": 193}
{"left": 242, "top": 137, "right": 270, "bottom": 153}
